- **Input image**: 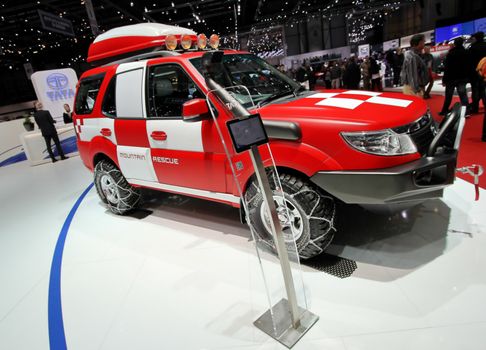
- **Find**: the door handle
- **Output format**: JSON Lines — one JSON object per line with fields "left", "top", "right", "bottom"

{"left": 150, "top": 131, "right": 167, "bottom": 141}
{"left": 100, "top": 128, "right": 112, "bottom": 137}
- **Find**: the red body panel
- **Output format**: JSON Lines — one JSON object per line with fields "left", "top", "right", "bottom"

{"left": 115, "top": 119, "right": 150, "bottom": 147}
{"left": 89, "top": 137, "right": 120, "bottom": 170}
{"left": 151, "top": 148, "right": 226, "bottom": 192}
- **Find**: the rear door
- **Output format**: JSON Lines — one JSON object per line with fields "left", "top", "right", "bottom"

{"left": 113, "top": 61, "right": 157, "bottom": 182}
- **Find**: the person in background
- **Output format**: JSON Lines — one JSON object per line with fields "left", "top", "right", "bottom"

{"left": 361, "top": 57, "right": 371, "bottom": 90}
{"left": 33, "top": 101, "right": 68, "bottom": 163}
{"left": 393, "top": 48, "right": 404, "bottom": 87}
{"left": 343, "top": 56, "right": 361, "bottom": 89}
{"left": 422, "top": 45, "right": 434, "bottom": 99}
{"left": 477, "top": 53, "right": 486, "bottom": 141}
{"left": 340, "top": 60, "right": 347, "bottom": 88}
{"left": 469, "top": 32, "right": 486, "bottom": 114}
{"left": 379, "top": 59, "right": 387, "bottom": 90}
{"left": 296, "top": 62, "right": 310, "bottom": 90}
{"left": 324, "top": 65, "right": 332, "bottom": 89}
{"left": 330, "top": 62, "right": 342, "bottom": 89}
{"left": 439, "top": 37, "right": 470, "bottom": 116}
{"left": 307, "top": 63, "right": 316, "bottom": 90}
{"left": 62, "top": 103, "right": 73, "bottom": 124}
{"left": 401, "top": 34, "right": 427, "bottom": 96}
{"left": 370, "top": 56, "right": 382, "bottom": 91}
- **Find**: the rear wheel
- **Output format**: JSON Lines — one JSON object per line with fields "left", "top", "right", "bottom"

{"left": 244, "top": 171, "right": 336, "bottom": 259}
{"left": 94, "top": 160, "right": 141, "bottom": 215}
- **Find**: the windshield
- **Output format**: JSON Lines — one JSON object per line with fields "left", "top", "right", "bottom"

{"left": 190, "top": 54, "right": 300, "bottom": 108}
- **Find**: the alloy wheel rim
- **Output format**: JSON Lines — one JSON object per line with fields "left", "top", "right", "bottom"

{"left": 260, "top": 195, "right": 304, "bottom": 243}
{"left": 100, "top": 174, "right": 120, "bottom": 204}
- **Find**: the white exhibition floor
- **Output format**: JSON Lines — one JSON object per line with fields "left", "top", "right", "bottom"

{"left": 1, "top": 156, "right": 486, "bottom": 350}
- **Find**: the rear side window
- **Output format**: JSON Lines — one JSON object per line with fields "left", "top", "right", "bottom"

{"left": 102, "top": 75, "right": 116, "bottom": 117}
{"left": 75, "top": 74, "right": 105, "bottom": 115}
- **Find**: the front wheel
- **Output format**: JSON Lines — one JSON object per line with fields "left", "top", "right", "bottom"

{"left": 244, "top": 172, "right": 336, "bottom": 260}
{"left": 94, "top": 160, "right": 141, "bottom": 215}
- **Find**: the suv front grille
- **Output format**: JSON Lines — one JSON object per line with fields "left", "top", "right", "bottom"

{"left": 393, "top": 113, "right": 436, "bottom": 155}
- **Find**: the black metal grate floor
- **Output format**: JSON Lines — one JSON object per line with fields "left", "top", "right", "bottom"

{"left": 303, "top": 254, "right": 357, "bottom": 278}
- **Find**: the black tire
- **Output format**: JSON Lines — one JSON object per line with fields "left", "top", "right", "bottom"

{"left": 244, "top": 171, "right": 336, "bottom": 260}
{"left": 94, "top": 160, "right": 141, "bottom": 215}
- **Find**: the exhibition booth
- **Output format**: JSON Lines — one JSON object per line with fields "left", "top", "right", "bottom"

{"left": 1, "top": 8, "right": 486, "bottom": 350}
{"left": 0, "top": 68, "right": 78, "bottom": 167}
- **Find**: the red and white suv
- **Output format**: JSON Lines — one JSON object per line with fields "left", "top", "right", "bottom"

{"left": 74, "top": 24, "right": 463, "bottom": 259}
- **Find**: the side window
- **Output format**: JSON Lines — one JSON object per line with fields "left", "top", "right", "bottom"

{"left": 102, "top": 75, "right": 116, "bottom": 117}
{"left": 75, "top": 74, "right": 104, "bottom": 115}
{"left": 147, "top": 64, "right": 203, "bottom": 118}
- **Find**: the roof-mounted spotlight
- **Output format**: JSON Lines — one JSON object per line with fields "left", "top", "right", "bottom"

{"left": 165, "top": 34, "right": 178, "bottom": 50}
{"left": 197, "top": 33, "right": 207, "bottom": 49}
{"left": 209, "top": 34, "right": 220, "bottom": 49}
{"left": 181, "top": 34, "right": 193, "bottom": 50}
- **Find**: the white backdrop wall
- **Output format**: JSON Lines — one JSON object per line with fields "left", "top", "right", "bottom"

{"left": 31, "top": 68, "right": 78, "bottom": 124}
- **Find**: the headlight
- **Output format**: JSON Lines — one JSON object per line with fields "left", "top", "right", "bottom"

{"left": 341, "top": 129, "right": 417, "bottom": 156}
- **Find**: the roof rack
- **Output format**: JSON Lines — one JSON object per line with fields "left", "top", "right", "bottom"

{"left": 103, "top": 50, "right": 181, "bottom": 66}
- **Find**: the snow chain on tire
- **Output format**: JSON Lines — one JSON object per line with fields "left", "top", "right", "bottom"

{"left": 94, "top": 160, "right": 141, "bottom": 215}
{"left": 244, "top": 171, "right": 336, "bottom": 260}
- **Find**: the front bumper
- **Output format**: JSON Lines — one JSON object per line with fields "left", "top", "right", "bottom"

{"left": 310, "top": 151, "right": 457, "bottom": 205}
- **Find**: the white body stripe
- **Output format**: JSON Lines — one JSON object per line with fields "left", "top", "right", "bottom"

{"left": 75, "top": 119, "right": 82, "bottom": 134}
{"left": 146, "top": 119, "right": 203, "bottom": 151}
{"left": 306, "top": 92, "right": 339, "bottom": 99}
{"left": 116, "top": 146, "right": 157, "bottom": 182}
{"left": 316, "top": 97, "right": 364, "bottom": 109}
{"left": 77, "top": 117, "right": 116, "bottom": 144}
{"left": 340, "top": 90, "right": 382, "bottom": 96}
{"left": 366, "top": 96, "right": 413, "bottom": 107}
{"left": 128, "top": 178, "right": 240, "bottom": 204}
{"left": 116, "top": 63, "right": 146, "bottom": 118}
{"left": 116, "top": 61, "right": 147, "bottom": 74}
{"left": 99, "top": 118, "right": 117, "bottom": 144}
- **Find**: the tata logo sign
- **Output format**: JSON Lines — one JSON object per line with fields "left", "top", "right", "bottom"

{"left": 45, "top": 72, "right": 75, "bottom": 101}
{"left": 47, "top": 73, "right": 68, "bottom": 89}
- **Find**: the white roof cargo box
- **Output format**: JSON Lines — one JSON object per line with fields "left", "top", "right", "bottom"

{"left": 87, "top": 23, "right": 197, "bottom": 64}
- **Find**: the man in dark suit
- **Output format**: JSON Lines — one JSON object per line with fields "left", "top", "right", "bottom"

{"left": 439, "top": 37, "right": 471, "bottom": 116}
{"left": 33, "top": 101, "right": 68, "bottom": 163}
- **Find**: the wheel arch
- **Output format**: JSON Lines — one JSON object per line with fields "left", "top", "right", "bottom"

{"left": 93, "top": 152, "right": 116, "bottom": 168}
{"left": 89, "top": 136, "right": 119, "bottom": 170}
{"left": 238, "top": 141, "right": 341, "bottom": 194}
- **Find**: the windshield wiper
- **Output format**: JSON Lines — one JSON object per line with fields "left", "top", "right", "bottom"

{"left": 257, "top": 88, "right": 296, "bottom": 107}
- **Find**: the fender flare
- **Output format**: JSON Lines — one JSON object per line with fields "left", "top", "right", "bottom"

{"left": 237, "top": 141, "right": 342, "bottom": 193}
{"left": 89, "top": 136, "right": 119, "bottom": 169}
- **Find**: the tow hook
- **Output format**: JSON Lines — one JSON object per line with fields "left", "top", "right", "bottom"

{"left": 456, "top": 165, "right": 484, "bottom": 201}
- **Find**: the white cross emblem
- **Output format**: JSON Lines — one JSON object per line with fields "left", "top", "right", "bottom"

{"left": 306, "top": 90, "right": 413, "bottom": 109}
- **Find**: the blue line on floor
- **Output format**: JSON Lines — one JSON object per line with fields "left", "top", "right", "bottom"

{"left": 48, "top": 183, "right": 94, "bottom": 350}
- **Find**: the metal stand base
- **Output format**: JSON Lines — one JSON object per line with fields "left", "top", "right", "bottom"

{"left": 254, "top": 299, "right": 319, "bottom": 348}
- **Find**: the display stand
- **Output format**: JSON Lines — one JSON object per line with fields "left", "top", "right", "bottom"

{"left": 249, "top": 146, "right": 318, "bottom": 347}
{"left": 201, "top": 51, "right": 318, "bottom": 348}
{"left": 20, "top": 125, "right": 78, "bottom": 166}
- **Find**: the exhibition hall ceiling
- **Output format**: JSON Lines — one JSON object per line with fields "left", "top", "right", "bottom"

{"left": 0, "top": 0, "right": 402, "bottom": 68}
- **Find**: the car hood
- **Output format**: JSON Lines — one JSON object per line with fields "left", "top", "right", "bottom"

{"left": 257, "top": 90, "right": 428, "bottom": 131}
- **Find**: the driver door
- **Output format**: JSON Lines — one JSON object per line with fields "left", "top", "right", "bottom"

{"left": 145, "top": 62, "right": 227, "bottom": 194}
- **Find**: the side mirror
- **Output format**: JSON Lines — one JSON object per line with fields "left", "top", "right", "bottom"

{"left": 182, "top": 98, "right": 210, "bottom": 122}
